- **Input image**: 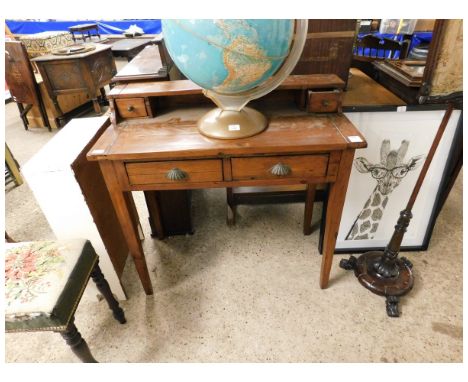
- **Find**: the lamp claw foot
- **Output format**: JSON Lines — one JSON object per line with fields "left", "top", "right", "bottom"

{"left": 386, "top": 295, "right": 400, "bottom": 317}
{"left": 400, "top": 256, "right": 413, "bottom": 269}
{"left": 339, "top": 256, "right": 358, "bottom": 271}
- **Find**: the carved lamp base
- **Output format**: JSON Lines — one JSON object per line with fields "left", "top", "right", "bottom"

{"left": 340, "top": 251, "right": 413, "bottom": 317}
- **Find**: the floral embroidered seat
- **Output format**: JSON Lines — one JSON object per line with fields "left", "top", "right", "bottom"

{"left": 5, "top": 238, "right": 126, "bottom": 362}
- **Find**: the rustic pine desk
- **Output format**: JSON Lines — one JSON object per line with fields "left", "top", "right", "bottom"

{"left": 87, "top": 81, "right": 366, "bottom": 295}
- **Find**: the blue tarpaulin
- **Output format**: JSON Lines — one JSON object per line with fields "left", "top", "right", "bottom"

{"left": 6, "top": 19, "right": 162, "bottom": 35}
{"left": 356, "top": 32, "right": 433, "bottom": 59}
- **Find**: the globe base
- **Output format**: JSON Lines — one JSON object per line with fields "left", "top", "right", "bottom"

{"left": 197, "top": 107, "right": 267, "bottom": 140}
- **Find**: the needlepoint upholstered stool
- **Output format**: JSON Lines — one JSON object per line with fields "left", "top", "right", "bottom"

{"left": 5, "top": 239, "right": 126, "bottom": 362}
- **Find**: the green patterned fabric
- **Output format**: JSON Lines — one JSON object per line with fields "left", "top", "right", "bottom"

{"left": 5, "top": 239, "right": 97, "bottom": 332}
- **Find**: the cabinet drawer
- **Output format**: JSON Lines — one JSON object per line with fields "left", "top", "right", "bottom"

{"left": 126, "top": 159, "right": 223, "bottom": 185}
{"left": 231, "top": 155, "right": 329, "bottom": 181}
{"left": 116, "top": 98, "right": 148, "bottom": 118}
{"left": 307, "top": 89, "right": 342, "bottom": 113}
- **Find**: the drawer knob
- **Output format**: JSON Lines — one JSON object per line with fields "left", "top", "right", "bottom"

{"left": 166, "top": 168, "right": 187, "bottom": 181}
{"left": 270, "top": 163, "right": 291, "bottom": 176}
{"left": 127, "top": 105, "right": 135, "bottom": 112}
{"left": 322, "top": 99, "right": 330, "bottom": 107}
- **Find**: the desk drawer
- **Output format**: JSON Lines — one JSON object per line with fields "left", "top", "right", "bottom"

{"left": 307, "top": 90, "right": 342, "bottom": 113}
{"left": 115, "top": 98, "right": 148, "bottom": 118}
{"left": 231, "top": 155, "right": 329, "bottom": 181}
{"left": 126, "top": 159, "right": 223, "bottom": 185}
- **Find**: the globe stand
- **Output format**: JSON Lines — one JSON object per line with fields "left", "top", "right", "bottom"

{"left": 339, "top": 105, "right": 454, "bottom": 318}
{"left": 197, "top": 107, "right": 267, "bottom": 140}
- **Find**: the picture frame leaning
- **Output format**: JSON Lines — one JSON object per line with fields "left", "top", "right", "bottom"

{"left": 319, "top": 108, "right": 462, "bottom": 254}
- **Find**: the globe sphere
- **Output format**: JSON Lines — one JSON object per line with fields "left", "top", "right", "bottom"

{"left": 162, "top": 19, "right": 294, "bottom": 95}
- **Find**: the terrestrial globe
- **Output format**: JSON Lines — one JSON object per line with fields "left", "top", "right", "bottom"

{"left": 162, "top": 19, "right": 308, "bottom": 139}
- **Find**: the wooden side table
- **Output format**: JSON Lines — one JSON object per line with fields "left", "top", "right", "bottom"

{"left": 69, "top": 23, "right": 100, "bottom": 43}
{"left": 32, "top": 44, "right": 116, "bottom": 115}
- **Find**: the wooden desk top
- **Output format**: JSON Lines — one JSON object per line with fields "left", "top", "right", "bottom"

{"left": 108, "top": 74, "right": 345, "bottom": 99}
{"left": 31, "top": 43, "right": 111, "bottom": 61}
{"left": 112, "top": 45, "right": 166, "bottom": 82}
{"left": 88, "top": 107, "right": 366, "bottom": 162}
{"left": 68, "top": 23, "right": 98, "bottom": 31}
{"left": 343, "top": 68, "right": 406, "bottom": 107}
{"left": 111, "top": 39, "right": 152, "bottom": 53}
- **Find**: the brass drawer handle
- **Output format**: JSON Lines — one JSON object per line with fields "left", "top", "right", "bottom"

{"left": 166, "top": 168, "right": 187, "bottom": 180}
{"left": 322, "top": 99, "right": 330, "bottom": 107}
{"left": 270, "top": 163, "right": 291, "bottom": 176}
{"left": 127, "top": 105, "right": 135, "bottom": 112}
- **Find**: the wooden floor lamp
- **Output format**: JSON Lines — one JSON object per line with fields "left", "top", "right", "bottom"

{"left": 339, "top": 104, "right": 454, "bottom": 317}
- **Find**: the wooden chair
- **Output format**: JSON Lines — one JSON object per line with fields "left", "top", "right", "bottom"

{"left": 353, "top": 34, "right": 410, "bottom": 61}
{"left": 5, "top": 41, "right": 51, "bottom": 131}
{"left": 5, "top": 238, "right": 126, "bottom": 362}
{"left": 5, "top": 144, "right": 23, "bottom": 187}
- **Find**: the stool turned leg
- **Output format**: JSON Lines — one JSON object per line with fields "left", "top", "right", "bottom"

{"left": 90, "top": 262, "right": 127, "bottom": 324}
{"left": 60, "top": 318, "right": 97, "bottom": 363}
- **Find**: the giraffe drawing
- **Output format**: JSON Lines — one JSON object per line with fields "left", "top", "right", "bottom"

{"left": 346, "top": 139, "right": 424, "bottom": 240}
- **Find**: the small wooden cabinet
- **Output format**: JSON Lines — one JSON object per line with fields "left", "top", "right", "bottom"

{"left": 33, "top": 44, "right": 116, "bottom": 116}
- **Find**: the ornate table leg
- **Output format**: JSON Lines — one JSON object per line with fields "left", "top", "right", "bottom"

{"left": 90, "top": 261, "right": 127, "bottom": 324}
{"left": 59, "top": 318, "right": 97, "bottom": 363}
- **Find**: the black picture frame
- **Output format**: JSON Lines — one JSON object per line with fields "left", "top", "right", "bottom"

{"left": 319, "top": 106, "right": 462, "bottom": 254}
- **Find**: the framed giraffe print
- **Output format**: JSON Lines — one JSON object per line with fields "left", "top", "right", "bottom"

{"left": 320, "top": 109, "right": 462, "bottom": 253}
